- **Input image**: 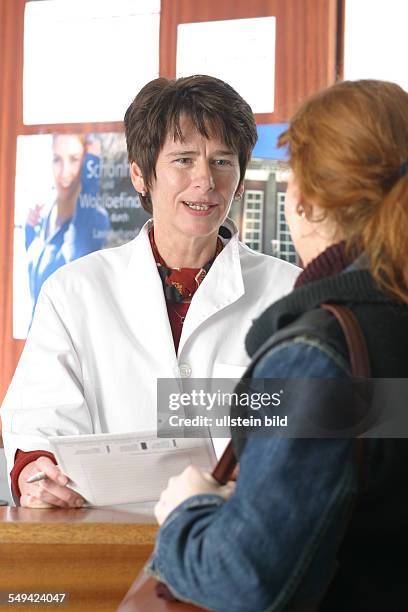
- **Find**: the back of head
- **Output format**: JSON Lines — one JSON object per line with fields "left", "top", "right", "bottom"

{"left": 124, "top": 75, "right": 257, "bottom": 213}
{"left": 280, "top": 79, "right": 408, "bottom": 303}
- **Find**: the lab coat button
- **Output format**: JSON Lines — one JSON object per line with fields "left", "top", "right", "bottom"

{"left": 179, "top": 364, "right": 192, "bottom": 378}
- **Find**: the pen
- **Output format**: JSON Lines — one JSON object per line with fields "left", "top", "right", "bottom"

{"left": 26, "top": 471, "right": 47, "bottom": 483}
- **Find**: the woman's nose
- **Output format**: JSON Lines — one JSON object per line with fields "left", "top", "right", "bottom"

{"left": 60, "top": 161, "right": 70, "bottom": 179}
{"left": 192, "top": 161, "right": 215, "bottom": 191}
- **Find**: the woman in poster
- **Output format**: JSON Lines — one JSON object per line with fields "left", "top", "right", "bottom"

{"left": 25, "top": 133, "right": 110, "bottom": 313}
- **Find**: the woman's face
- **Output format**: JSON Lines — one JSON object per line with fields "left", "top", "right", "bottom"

{"left": 284, "top": 174, "right": 305, "bottom": 260}
{"left": 52, "top": 135, "right": 85, "bottom": 202}
{"left": 285, "top": 173, "right": 339, "bottom": 266}
{"left": 133, "top": 116, "right": 242, "bottom": 249}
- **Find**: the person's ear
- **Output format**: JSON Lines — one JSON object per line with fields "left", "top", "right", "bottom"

{"left": 234, "top": 183, "right": 244, "bottom": 200}
{"left": 290, "top": 181, "right": 310, "bottom": 219}
{"left": 130, "top": 162, "right": 147, "bottom": 196}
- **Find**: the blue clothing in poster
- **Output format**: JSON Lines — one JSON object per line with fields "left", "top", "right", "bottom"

{"left": 25, "top": 153, "right": 110, "bottom": 314}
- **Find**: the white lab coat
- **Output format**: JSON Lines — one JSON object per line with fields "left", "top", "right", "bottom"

{"left": 1, "top": 219, "right": 299, "bottom": 476}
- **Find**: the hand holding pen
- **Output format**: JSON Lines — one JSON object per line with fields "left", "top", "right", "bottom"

{"left": 26, "top": 471, "right": 47, "bottom": 483}
{"left": 18, "top": 456, "right": 85, "bottom": 509}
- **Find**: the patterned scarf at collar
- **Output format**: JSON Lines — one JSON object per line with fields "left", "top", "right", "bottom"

{"left": 148, "top": 229, "right": 224, "bottom": 303}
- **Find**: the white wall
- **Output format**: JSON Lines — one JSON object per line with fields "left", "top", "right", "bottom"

{"left": 344, "top": 0, "right": 408, "bottom": 90}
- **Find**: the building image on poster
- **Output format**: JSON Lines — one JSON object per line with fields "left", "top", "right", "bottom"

{"left": 13, "top": 132, "right": 150, "bottom": 339}
{"left": 230, "top": 123, "right": 297, "bottom": 266}
{"left": 230, "top": 158, "right": 296, "bottom": 265}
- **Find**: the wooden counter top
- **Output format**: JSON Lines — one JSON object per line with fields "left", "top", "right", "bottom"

{"left": 0, "top": 505, "right": 158, "bottom": 611}
{"left": 0, "top": 505, "right": 157, "bottom": 544}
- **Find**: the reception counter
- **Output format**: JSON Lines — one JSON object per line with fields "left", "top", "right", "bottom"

{"left": 0, "top": 505, "right": 157, "bottom": 611}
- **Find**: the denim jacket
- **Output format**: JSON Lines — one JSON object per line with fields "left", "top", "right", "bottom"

{"left": 146, "top": 337, "right": 359, "bottom": 611}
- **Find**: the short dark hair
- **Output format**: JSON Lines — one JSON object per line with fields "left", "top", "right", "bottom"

{"left": 124, "top": 75, "right": 257, "bottom": 213}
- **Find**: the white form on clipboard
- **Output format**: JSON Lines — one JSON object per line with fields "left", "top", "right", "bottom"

{"left": 49, "top": 432, "right": 217, "bottom": 507}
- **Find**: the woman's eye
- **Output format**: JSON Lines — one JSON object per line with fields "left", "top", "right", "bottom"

{"left": 175, "top": 158, "right": 192, "bottom": 165}
{"left": 213, "top": 159, "right": 232, "bottom": 167}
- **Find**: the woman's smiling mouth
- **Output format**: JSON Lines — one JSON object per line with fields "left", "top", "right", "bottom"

{"left": 183, "top": 201, "right": 217, "bottom": 212}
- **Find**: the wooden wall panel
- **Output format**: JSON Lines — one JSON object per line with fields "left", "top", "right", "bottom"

{"left": 0, "top": 0, "right": 341, "bottom": 405}
{"left": 0, "top": 0, "right": 25, "bottom": 406}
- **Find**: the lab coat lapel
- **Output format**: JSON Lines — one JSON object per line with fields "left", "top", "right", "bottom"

{"left": 121, "top": 222, "right": 177, "bottom": 372}
{"left": 178, "top": 228, "right": 244, "bottom": 354}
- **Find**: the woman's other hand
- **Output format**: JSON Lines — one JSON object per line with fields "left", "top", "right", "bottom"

{"left": 155, "top": 464, "right": 236, "bottom": 526}
{"left": 26, "top": 204, "right": 44, "bottom": 227}
{"left": 85, "top": 135, "right": 101, "bottom": 156}
{"left": 18, "top": 456, "right": 85, "bottom": 508}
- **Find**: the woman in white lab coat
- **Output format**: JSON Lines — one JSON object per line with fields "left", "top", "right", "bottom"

{"left": 1, "top": 75, "right": 298, "bottom": 508}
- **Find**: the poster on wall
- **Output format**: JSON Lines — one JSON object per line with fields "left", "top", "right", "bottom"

{"left": 23, "top": 0, "right": 161, "bottom": 124}
{"left": 13, "top": 132, "right": 150, "bottom": 339}
{"left": 176, "top": 17, "right": 276, "bottom": 114}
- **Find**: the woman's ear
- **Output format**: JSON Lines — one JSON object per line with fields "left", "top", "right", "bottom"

{"left": 287, "top": 179, "right": 311, "bottom": 220}
{"left": 234, "top": 182, "right": 244, "bottom": 200}
{"left": 130, "top": 162, "right": 146, "bottom": 195}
